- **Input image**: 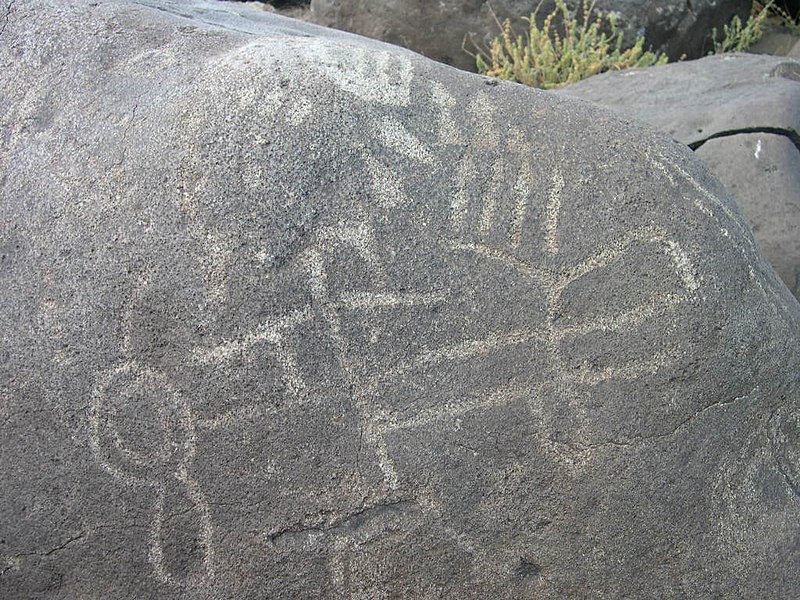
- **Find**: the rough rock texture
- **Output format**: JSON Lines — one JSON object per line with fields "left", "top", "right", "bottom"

{"left": 2, "top": 1, "right": 799, "bottom": 599}
{"left": 555, "top": 53, "right": 800, "bottom": 298}
{"left": 309, "top": 0, "right": 751, "bottom": 71}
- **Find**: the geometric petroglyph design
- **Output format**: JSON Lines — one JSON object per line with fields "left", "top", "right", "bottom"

{"left": 299, "top": 44, "right": 414, "bottom": 108}
{"left": 87, "top": 60, "right": 719, "bottom": 587}
{"left": 157, "top": 152, "right": 702, "bottom": 505}
{"left": 88, "top": 361, "right": 214, "bottom": 586}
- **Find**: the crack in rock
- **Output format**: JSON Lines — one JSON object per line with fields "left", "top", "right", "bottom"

{"left": 689, "top": 127, "right": 800, "bottom": 154}
{"left": 268, "top": 498, "right": 417, "bottom": 544}
{"left": 0, "top": 0, "right": 15, "bottom": 38}
{"left": 15, "top": 533, "right": 86, "bottom": 559}
{"left": 579, "top": 386, "right": 761, "bottom": 450}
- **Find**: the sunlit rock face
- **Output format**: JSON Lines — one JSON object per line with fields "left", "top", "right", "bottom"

{"left": 0, "top": 1, "right": 798, "bottom": 598}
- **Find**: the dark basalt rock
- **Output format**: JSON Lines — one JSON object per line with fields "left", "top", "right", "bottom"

{"left": 1, "top": 1, "right": 798, "bottom": 598}
{"left": 309, "top": 0, "right": 752, "bottom": 71}
{"left": 555, "top": 53, "right": 800, "bottom": 298}
{"left": 696, "top": 132, "right": 800, "bottom": 298}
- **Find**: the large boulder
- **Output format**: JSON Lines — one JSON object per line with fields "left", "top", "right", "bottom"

{"left": 1, "top": 1, "right": 799, "bottom": 598}
{"left": 309, "top": 0, "right": 752, "bottom": 71}
{"left": 555, "top": 53, "right": 800, "bottom": 297}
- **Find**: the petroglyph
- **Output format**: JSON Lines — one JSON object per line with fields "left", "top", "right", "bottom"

{"left": 379, "top": 116, "right": 438, "bottom": 166}
{"left": 467, "top": 93, "right": 501, "bottom": 150}
{"left": 337, "top": 291, "right": 447, "bottom": 311}
{"left": 545, "top": 169, "right": 565, "bottom": 255}
{"left": 297, "top": 244, "right": 402, "bottom": 489}
{"left": 191, "top": 307, "right": 312, "bottom": 398}
{"left": 645, "top": 149, "right": 768, "bottom": 298}
{"left": 89, "top": 361, "right": 214, "bottom": 586}
{"left": 430, "top": 82, "right": 463, "bottom": 145}
{"left": 191, "top": 308, "right": 312, "bottom": 362}
{"left": 478, "top": 159, "right": 505, "bottom": 238}
{"left": 362, "top": 149, "right": 409, "bottom": 209}
{"left": 385, "top": 328, "right": 549, "bottom": 381}
{"left": 195, "top": 403, "right": 275, "bottom": 431}
{"left": 89, "top": 69, "right": 716, "bottom": 590}
{"left": 557, "top": 293, "right": 687, "bottom": 337}
{"left": 438, "top": 128, "right": 703, "bottom": 428}
{"left": 376, "top": 386, "right": 532, "bottom": 434}
{"left": 198, "top": 230, "right": 235, "bottom": 305}
{"left": 451, "top": 154, "right": 476, "bottom": 231}
{"left": 302, "top": 43, "right": 413, "bottom": 107}
{"left": 449, "top": 241, "right": 553, "bottom": 283}
{"left": 316, "top": 222, "right": 385, "bottom": 279}
{"left": 510, "top": 162, "right": 533, "bottom": 249}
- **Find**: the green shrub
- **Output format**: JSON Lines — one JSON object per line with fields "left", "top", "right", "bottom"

{"left": 466, "top": 0, "right": 667, "bottom": 90}
{"left": 711, "top": 1, "right": 772, "bottom": 53}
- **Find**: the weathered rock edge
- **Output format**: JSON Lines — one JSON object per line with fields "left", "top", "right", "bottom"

{"left": 554, "top": 53, "right": 800, "bottom": 297}
{"left": 1, "top": 1, "right": 798, "bottom": 599}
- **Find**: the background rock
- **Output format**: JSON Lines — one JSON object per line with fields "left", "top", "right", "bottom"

{"left": 2, "top": 1, "right": 799, "bottom": 598}
{"left": 309, "top": 0, "right": 752, "bottom": 71}
{"left": 748, "top": 13, "right": 800, "bottom": 57}
{"left": 309, "top": 0, "right": 535, "bottom": 71}
{"left": 695, "top": 133, "right": 800, "bottom": 296}
{"left": 555, "top": 53, "right": 800, "bottom": 298}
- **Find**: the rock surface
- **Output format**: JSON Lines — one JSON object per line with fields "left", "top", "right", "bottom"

{"left": 1, "top": 1, "right": 799, "bottom": 599}
{"left": 696, "top": 133, "right": 800, "bottom": 297}
{"left": 748, "top": 14, "right": 800, "bottom": 57}
{"left": 309, "top": 0, "right": 535, "bottom": 71}
{"left": 555, "top": 53, "right": 800, "bottom": 297}
{"left": 309, "top": 0, "right": 751, "bottom": 71}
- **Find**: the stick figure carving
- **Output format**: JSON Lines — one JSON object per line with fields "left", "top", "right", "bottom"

{"left": 89, "top": 361, "right": 214, "bottom": 586}
{"left": 83, "top": 47, "right": 731, "bottom": 589}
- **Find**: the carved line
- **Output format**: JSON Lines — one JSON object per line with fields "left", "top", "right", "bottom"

{"left": 302, "top": 43, "right": 414, "bottom": 107}
{"left": 317, "top": 222, "right": 385, "bottom": 280}
{"left": 646, "top": 150, "right": 768, "bottom": 298}
{"left": 384, "top": 328, "right": 549, "bottom": 382}
{"left": 467, "top": 94, "right": 501, "bottom": 150}
{"left": 563, "top": 352, "right": 677, "bottom": 386}
{"left": 478, "top": 159, "right": 504, "bottom": 239}
{"left": 195, "top": 403, "right": 274, "bottom": 430}
{"left": 430, "top": 81, "right": 463, "bottom": 145}
{"left": 190, "top": 307, "right": 312, "bottom": 362}
{"left": 556, "top": 292, "right": 686, "bottom": 337}
{"left": 301, "top": 246, "right": 400, "bottom": 489}
{"left": 89, "top": 361, "right": 214, "bottom": 585}
{"left": 448, "top": 241, "right": 555, "bottom": 285}
{"left": 336, "top": 291, "right": 448, "bottom": 311}
{"left": 510, "top": 161, "right": 532, "bottom": 249}
{"left": 379, "top": 116, "right": 438, "bottom": 166}
{"left": 545, "top": 168, "right": 564, "bottom": 255}
{"left": 377, "top": 385, "right": 531, "bottom": 434}
{"left": 447, "top": 225, "right": 699, "bottom": 388}
{"left": 557, "top": 225, "right": 672, "bottom": 289}
{"left": 361, "top": 148, "right": 409, "bottom": 209}
{"left": 451, "top": 153, "right": 475, "bottom": 231}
